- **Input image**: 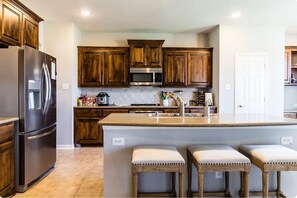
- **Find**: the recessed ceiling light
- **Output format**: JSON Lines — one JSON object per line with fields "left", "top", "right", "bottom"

{"left": 81, "top": 10, "right": 90, "bottom": 16}
{"left": 231, "top": 11, "right": 241, "bottom": 18}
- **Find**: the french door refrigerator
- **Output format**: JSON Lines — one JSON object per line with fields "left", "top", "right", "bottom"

{"left": 0, "top": 46, "right": 57, "bottom": 192}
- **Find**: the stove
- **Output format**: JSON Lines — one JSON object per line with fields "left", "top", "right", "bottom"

{"left": 130, "top": 104, "right": 160, "bottom": 106}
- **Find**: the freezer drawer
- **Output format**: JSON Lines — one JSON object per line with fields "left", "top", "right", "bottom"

{"left": 17, "top": 124, "right": 56, "bottom": 192}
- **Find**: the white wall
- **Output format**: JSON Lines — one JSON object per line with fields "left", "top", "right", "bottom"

{"left": 285, "top": 34, "right": 297, "bottom": 46}
{"left": 209, "top": 26, "right": 220, "bottom": 112}
{"left": 41, "top": 22, "right": 81, "bottom": 148}
{"left": 218, "top": 25, "right": 285, "bottom": 115}
{"left": 79, "top": 32, "right": 206, "bottom": 47}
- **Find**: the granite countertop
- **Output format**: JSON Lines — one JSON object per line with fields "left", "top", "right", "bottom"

{"left": 0, "top": 117, "right": 19, "bottom": 125}
{"left": 74, "top": 105, "right": 216, "bottom": 109}
{"left": 98, "top": 113, "right": 297, "bottom": 127}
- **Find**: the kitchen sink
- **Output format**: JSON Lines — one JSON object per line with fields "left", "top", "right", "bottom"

{"left": 148, "top": 112, "right": 204, "bottom": 118}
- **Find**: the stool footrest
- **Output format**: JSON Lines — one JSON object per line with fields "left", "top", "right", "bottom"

{"left": 248, "top": 190, "right": 286, "bottom": 198}
{"left": 138, "top": 191, "right": 176, "bottom": 197}
{"left": 190, "top": 191, "right": 232, "bottom": 197}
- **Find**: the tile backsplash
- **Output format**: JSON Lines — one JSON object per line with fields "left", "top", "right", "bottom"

{"left": 80, "top": 87, "right": 200, "bottom": 106}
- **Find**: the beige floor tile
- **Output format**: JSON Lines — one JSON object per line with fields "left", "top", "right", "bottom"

{"left": 13, "top": 147, "right": 103, "bottom": 198}
{"left": 74, "top": 185, "right": 102, "bottom": 197}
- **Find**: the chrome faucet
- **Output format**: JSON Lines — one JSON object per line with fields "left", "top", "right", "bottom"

{"left": 167, "top": 92, "right": 185, "bottom": 116}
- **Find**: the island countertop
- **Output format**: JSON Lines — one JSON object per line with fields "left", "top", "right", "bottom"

{"left": 98, "top": 113, "right": 297, "bottom": 127}
{"left": 0, "top": 117, "right": 19, "bottom": 125}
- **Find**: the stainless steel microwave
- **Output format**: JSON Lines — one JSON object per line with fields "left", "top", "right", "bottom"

{"left": 130, "top": 68, "right": 162, "bottom": 86}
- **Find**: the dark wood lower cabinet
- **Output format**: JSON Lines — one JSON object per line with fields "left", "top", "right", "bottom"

{"left": 0, "top": 122, "right": 14, "bottom": 197}
{"left": 74, "top": 108, "right": 129, "bottom": 147}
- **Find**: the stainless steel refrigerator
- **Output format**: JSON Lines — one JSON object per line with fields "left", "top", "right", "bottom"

{"left": 0, "top": 46, "right": 57, "bottom": 192}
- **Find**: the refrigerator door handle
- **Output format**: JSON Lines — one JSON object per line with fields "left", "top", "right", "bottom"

{"left": 27, "top": 127, "right": 56, "bottom": 140}
{"left": 45, "top": 63, "right": 52, "bottom": 113}
{"left": 42, "top": 63, "right": 50, "bottom": 114}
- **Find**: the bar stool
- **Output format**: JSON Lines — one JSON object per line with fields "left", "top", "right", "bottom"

{"left": 132, "top": 145, "right": 185, "bottom": 197}
{"left": 187, "top": 145, "right": 251, "bottom": 197}
{"left": 239, "top": 145, "right": 297, "bottom": 198}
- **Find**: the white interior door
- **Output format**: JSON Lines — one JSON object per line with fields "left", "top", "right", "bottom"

{"left": 235, "top": 54, "right": 267, "bottom": 114}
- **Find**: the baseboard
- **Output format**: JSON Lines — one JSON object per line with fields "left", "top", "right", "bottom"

{"left": 57, "top": 144, "right": 75, "bottom": 149}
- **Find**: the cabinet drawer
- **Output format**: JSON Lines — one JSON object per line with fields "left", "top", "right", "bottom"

{"left": 0, "top": 123, "right": 13, "bottom": 144}
{"left": 75, "top": 109, "right": 102, "bottom": 117}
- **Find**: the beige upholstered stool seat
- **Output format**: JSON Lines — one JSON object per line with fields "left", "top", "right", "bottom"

{"left": 187, "top": 145, "right": 251, "bottom": 197}
{"left": 239, "top": 145, "right": 297, "bottom": 164}
{"left": 132, "top": 146, "right": 185, "bottom": 197}
{"left": 132, "top": 146, "right": 185, "bottom": 165}
{"left": 239, "top": 145, "right": 297, "bottom": 198}
{"left": 188, "top": 145, "right": 251, "bottom": 165}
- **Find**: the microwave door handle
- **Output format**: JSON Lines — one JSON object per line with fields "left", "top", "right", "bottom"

{"left": 44, "top": 63, "right": 52, "bottom": 113}
{"left": 42, "top": 63, "right": 49, "bottom": 114}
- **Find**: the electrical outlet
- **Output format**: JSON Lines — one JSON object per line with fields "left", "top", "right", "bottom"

{"left": 215, "top": 172, "right": 223, "bottom": 179}
{"left": 281, "top": 137, "right": 293, "bottom": 145}
{"left": 112, "top": 137, "right": 125, "bottom": 146}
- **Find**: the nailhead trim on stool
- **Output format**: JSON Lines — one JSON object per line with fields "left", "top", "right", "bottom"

{"left": 239, "top": 145, "right": 297, "bottom": 198}
{"left": 187, "top": 145, "right": 251, "bottom": 198}
{"left": 131, "top": 146, "right": 185, "bottom": 198}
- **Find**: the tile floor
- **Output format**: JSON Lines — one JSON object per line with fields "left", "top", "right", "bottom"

{"left": 14, "top": 147, "right": 103, "bottom": 198}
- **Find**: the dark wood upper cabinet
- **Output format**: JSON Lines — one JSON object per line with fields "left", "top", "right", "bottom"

{"left": 163, "top": 51, "right": 187, "bottom": 86}
{"left": 78, "top": 49, "right": 104, "bottom": 87}
{"left": 104, "top": 48, "right": 129, "bottom": 86}
{"left": 128, "top": 40, "right": 164, "bottom": 68}
{"left": 187, "top": 50, "right": 212, "bottom": 87}
{"left": 22, "top": 14, "right": 39, "bottom": 49}
{"left": 0, "top": 0, "right": 22, "bottom": 46}
{"left": 0, "top": 0, "right": 42, "bottom": 48}
{"left": 163, "top": 48, "right": 212, "bottom": 88}
{"left": 78, "top": 47, "right": 129, "bottom": 87}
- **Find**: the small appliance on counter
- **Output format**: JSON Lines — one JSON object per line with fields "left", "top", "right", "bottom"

{"left": 96, "top": 92, "right": 110, "bottom": 106}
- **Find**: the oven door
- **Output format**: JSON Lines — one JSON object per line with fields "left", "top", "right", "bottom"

{"left": 130, "top": 72, "right": 154, "bottom": 85}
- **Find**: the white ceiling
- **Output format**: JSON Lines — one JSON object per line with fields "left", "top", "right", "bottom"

{"left": 20, "top": 0, "right": 297, "bottom": 33}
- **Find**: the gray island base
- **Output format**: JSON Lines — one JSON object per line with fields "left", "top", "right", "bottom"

{"left": 99, "top": 114, "right": 297, "bottom": 197}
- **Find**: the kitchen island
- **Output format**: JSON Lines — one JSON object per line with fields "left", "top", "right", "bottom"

{"left": 99, "top": 114, "right": 297, "bottom": 197}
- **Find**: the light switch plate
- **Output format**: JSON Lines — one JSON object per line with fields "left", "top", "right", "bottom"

{"left": 62, "top": 83, "right": 69, "bottom": 90}
{"left": 225, "top": 84, "right": 231, "bottom": 90}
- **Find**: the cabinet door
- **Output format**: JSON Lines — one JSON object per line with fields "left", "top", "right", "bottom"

{"left": 0, "top": 123, "right": 14, "bottom": 197}
{"left": 22, "top": 14, "right": 38, "bottom": 49}
{"left": 129, "top": 42, "right": 145, "bottom": 68}
{"left": 78, "top": 50, "right": 104, "bottom": 87}
{"left": 187, "top": 51, "right": 212, "bottom": 87}
{"left": 104, "top": 49, "right": 129, "bottom": 86}
{"left": 76, "top": 117, "right": 101, "bottom": 145}
{"left": 0, "top": 1, "right": 22, "bottom": 46}
{"left": 145, "top": 42, "right": 163, "bottom": 68}
{"left": 163, "top": 51, "right": 187, "bottom": 86}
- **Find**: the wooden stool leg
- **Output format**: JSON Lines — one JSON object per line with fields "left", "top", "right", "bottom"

{"left": 262, "top": 172, "right": 269, "bottom": 198}
{"left": 198, "top": 171, "right": 204, "bottom": 198}
{"left": 240, "top": 171, "right": 244, "bottom": 197}
{"left": 277, "top": 171, "right": 281, "bottom": 198}
{"left": 187, "top": 152, "right": 193, "bottom": 197}
{"left": 179, "top": 172, "right": 184, "bottom": 198}
{"left": 132, "top": 172, "right": 138, "bottom": 198}
{"left": 225, "top": 172, "right": 231, "bottom": 197}
{"left": 244, "top": 171, "right": 249, "bottom": 198}
{"left": 172, "top": 172, "right": 176, "bottom": 196}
